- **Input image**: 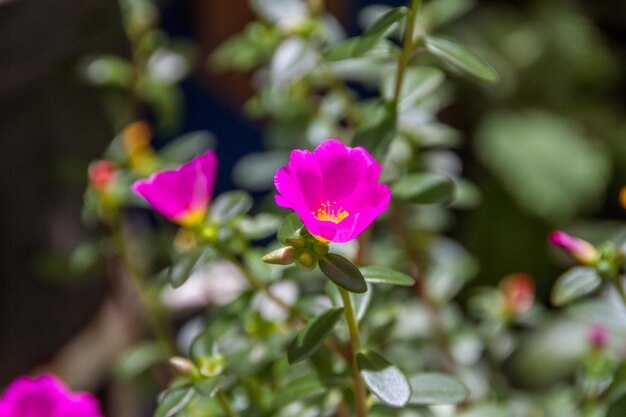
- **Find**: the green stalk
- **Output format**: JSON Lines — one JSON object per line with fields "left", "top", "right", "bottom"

{"left": 216, "top": 389, "right": 239, "bottom": 417}
{"left": 392, "top": 0, "right": 422, "bottom": 106}
{"left": 110, "top": 215, "right": 178, "bottom": 356}
{"left": 338, "top": 287, "right": 368, "bottom": 417}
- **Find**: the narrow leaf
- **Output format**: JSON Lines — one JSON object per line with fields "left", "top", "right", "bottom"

{"left": 352, "top": 102, "right": 396, "bottom": 160}
{"left": 319, "top": 253, "right": 368, "bottom": 293}
{"left": 409, "top": 373, "right": 469, "bottom": 405}
{"left": 382, "top": 67, "right": 445, "bottom": 110}
{"left": 168, "top": 248, "right": 204, "bottom": 288}
{"left": 551, "top": 266, "right": 602, "bottom": 306}
{"left": 154, "top": 386, "right": 195, "bottom": 417}
{"left": 361, "top": 265, "right": 414, "bottom": 286}
{"left": 287, "top": 307, "right": 344, "bottom": 364}
{"left": 357, "top": 350, "right": 412, "bottom": 408}
{"left": 425, "top": 36, "right": 498, "bottom": 82}
{"left": 209, "top": 190, "right": 253, "bottom": 222}
{"left": 272, "top": 374, "right": 327, "bottom": 408}
{"left": 392, "top": 173, "right": 455, "bottom": 204}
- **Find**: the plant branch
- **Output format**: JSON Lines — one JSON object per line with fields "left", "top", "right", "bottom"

{"left": 216, "top": 389, "right": 239, "bottom": 417}
{"left": 392, "top": 0, "right": 421, "bottom": 106}
{"left": 338, "top": 287, "right": 368, "bottom": 417}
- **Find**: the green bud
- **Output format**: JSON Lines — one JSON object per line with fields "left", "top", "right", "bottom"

{"left": 286, "top": 237, "right": 306, "bottom": 248}
{"left": 296, "top": 249, "right": 317, "bottom": 270}
{"left": 197, "top": 355, "right": 226, "bottom": 378}
{"left": 313, "top": 242, "right": 329, "bottom": 256}
{"left": 262, "top": 247, "right": 296, "bottom": 265}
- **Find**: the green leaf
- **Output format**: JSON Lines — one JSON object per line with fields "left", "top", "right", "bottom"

{"left": 352, "top": 101, "right": 397, "bottom": 160}
{"left": 154, "top": 386, "right": 195, "bottom": 417}
{"left": 277, "top": 213, "right": 304, "bottom": 244}
{"left": 209, "top": 191, "right": 253, "bottom": 222}
{"left": 325, "top": 7, "right": 407, "bottom": 61}
{"left": 409, "top": 373, "right": 469, "bottom": 405}
{"left": 272, "top": 373, "right": 328, "bottom": 409}
{"left": 168, "top": 248, "right": 205, "bottom": 288}
{"left": 326, "top": 281, "right": 373, "bottom": 321}
{"left": 116, "top": 342, "right": 167, "bottom": 379}
{"left": 319, "top": 253, "right": 368, "bottom": 293}
{"left": 251, "top": 0, "right": 307, "bottom": 24}
{"left": 356, "top": 350, "right": 412, "bottom": 408}
{"left": 158, "top": 132, "right": 215, "bottom": 165}
{"left": 392, "top": 173, "right": 455, "bottom": 204}
{"left": 232, "top": 151, "right": 288, "bottom": 191}
{"left": 270, "top": 38, "right": 317, "bottom": 83}
{"left": 608, "top": 396, "right": 626, "bottom": 417}
{"left": 382, "top": 67, "right": 445, "bottom": 110}
{"left": 193, "top": 378, "right": 221, "bottom": 397}
{"left": 287, "top": 307, "right": 344, "bottom": 364}
{"left": 551, "top": 266, "right": 602, "bottom": 306}
{"left": 360, "top": 265, "right": 414, "bottom": 286}
{"left": 475, "top": 111, "right": 611, "bottom": 223}
{"left": 81, "top": 55, "right": 134, "bottom": 88}
{"left": 425, "top": 36, "right": 498, "bottom": 82}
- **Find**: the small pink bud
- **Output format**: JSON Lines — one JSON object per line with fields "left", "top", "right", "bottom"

{"left": 549, "top": 231, "right": 599, "bottom": 266}
{"left": 588, "top": 324, "right": 609, "bottom": 349}
{"left": 88, "top": 160, "right": 117, "bottom": 193}
{"left": 169, "top": 356, "right": 197, "bottom": 376}
{"left": 501, "top": 273, "right": 535, "bottom": 316}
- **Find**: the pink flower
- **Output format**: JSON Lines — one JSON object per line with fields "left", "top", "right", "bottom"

{"left": 500, "top": 273, "right": 535, "bottom": 316}
{"left": 588, "top": 324, "right": 609, "bottom": 349}
{"left": 274, "top": 139, "right": 390, "bottom": 243}
{"left": 0, "top": 374, "right": 103, "bottom": 417}
{"left": 132, "top": 150, "right": 218, "bottom": 227}
{"left": 549, "top": 231, "right": 599, "bottom": 265}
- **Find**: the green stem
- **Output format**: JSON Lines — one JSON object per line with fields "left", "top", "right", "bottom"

{"left": 392, "top": 0, "right": 422, "bottom": 106}
{"left": 215, "top": 245, "right": 301, "bottom": 322}
{"left": 215, "top": 389, "right": 239, "bottom": 417}
{"left": 338, "top": 287, "right": 367, "bottom": 417}
{"left": 110, "top": 215, "right": 178, "bottom": 356}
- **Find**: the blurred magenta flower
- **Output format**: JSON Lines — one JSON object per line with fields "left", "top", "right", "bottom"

{"left": 501, "top": 273, "right": 535, "bottom": 317}
{"left": 132, "top": 150, "right": 217, "bottom": 227}
{"left": 588, "top": 323, "right": 609, "bottom": 349}
{"left": 0, "top": 374, "right": 103, "bottom": 417}
{"left": 549, "top": 231, "right": 598, "bottom": 265}
{"left": 274, "top": 139, "right": 390, "bottom": 243}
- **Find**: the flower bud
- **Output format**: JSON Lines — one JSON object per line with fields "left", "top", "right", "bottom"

{"left": 501, "top": 273, "right": 535, "bottom": 317}
{"left": 88, "top": 160, "right": 117, "bottom": 193}
{"left": 313, "top": 242, "right": 329, "bottom": 256}
{"left": 169, "top": 356, "right": 197, "bottom": 376}
{"left": 262, "top": 247, "right": 296, "bottom": 265}
{"left": 197, "top": 355, "right": 225, "bottom": 378}
{"left": 285, "top": 237, "right": 306, "bottom": 248}
{"left": 588, "top": 324, "right": 609, "bottom": 349}
{"left": 296, "top": 249, "right": 316, "bottom": 270}
{"left": 549, "top": 231, "right": 599, "bottom": 266}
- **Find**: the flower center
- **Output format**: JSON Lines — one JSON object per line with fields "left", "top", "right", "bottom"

{"left": 312, "top": 201, "right": 349, "bottom": 224}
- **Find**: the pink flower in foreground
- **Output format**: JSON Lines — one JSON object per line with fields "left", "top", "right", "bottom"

{"left": 0, "top": 374, "right": 103, "bottom": 417}
{"left": 549, "top": 231, "right": 599, "bottom": 265}
{"left": 132, "top": 150, "right": 217, "bottom": 227}
{"left": 274, "top": 139, "right": 390, "bottom": 243}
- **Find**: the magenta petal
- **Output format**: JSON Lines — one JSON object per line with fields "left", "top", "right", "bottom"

{"left": 273, "top": 139, "right": 390, "bottom": 243}
{"left": 0, "top": 374, "right": 103, "bottom": 417}
{"left": 132, "top": 150, "right": 217, "bottom": 225}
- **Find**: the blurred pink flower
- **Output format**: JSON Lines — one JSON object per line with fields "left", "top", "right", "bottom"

{"left": 501, "top": 273, "right": 535, "bottom": 316}
{"left": 132, "top": 150, "right": 217, "bottom": 227}
{"left": 549, "top": 231, "right": 599, "bottom": 265}
{"left": 274, "top": 139, "right": 390, "bottom": 243}
{"left": 588, "top": 323, "right": 609, "bottom": 349}
{"left": 0, "top": 374, "right": 103, "bottom": 417}
{"left": 88, "top": 160, "right": 117, "bottom": 193}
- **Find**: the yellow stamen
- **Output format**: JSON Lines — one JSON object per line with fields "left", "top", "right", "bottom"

{"left": 312, "top": 201, "right": 349, "bottom": 224}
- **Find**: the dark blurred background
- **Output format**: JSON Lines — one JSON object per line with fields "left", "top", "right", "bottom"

{"left": 1, "top": 0, "right": 624, "bottom": 388}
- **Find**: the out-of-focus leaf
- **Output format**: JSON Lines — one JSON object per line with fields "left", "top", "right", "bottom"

{"left": 168, "top": 248, "right": 205, "bottom": 289}
{"left": 209, "top": 191, "right": 253, "bottom": 223}
{"left": 392, "top": 173, "right": 455, "bottom": 204}
{"left": 270, "top": 38, "right": 317, "bottom": 83}
{"left": 81, "top": 55, "right": 134, "bottom": 88}
{"left": 326, "top": 281, "right": 373, "bottom": 321}
{"left": 154, "top": 386, "right": 194, "bottom": 417}
{"left": 277, "top": 213, "right": 304, "bottom": 244}
{"left": 239, "top": 214, "right": 282, "bottom": 240}
{"left": 425, "top": 36, "right": 498, "bottom": 82}
{"left": 409, "top": 373, "right": 469, "bottom": 404}
{"left": 158, "top": 132, "right": 215, "bottom": 165}
{"left": 420, "top": 0, "right": 475, "bottom": 30}
{"left": 382, "top": 67, "right": 445, "bottom": 110}
{"left": 475, "top": 111, "right": 611, "bottom": 223}
{"left": 608, "top": 395, "right": 626, "bottom": 417}
{"left": 287, "top": 307, "right": 344, "bottom": 363}
{"left": 116, "top": 342, "right": 167, "bottom": 379}
{"left": 356, "top": 350, "right": 412, "bottom": 407}
{"left": 352, "top": 101, "right": 396, "bottom": 160}
{"left": 360, "top": 266, "right": 414, "bottom": 286}
{"left": 551, "top": 266, "right": 602, "bottom": 306}
{"left": 272, "top": 373, "right": 329, "bottom": 408}
{"left": 251, "top": 0, "right": 307, "bottom": 24}
{"left": 319, "top": 253, "right": 368, "bottom": 293}
{"left": 193, "top": 378, "right": 221, "bottom": 397}
{"left": 232, "top": 151, "right": 289, "bottom": 191}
